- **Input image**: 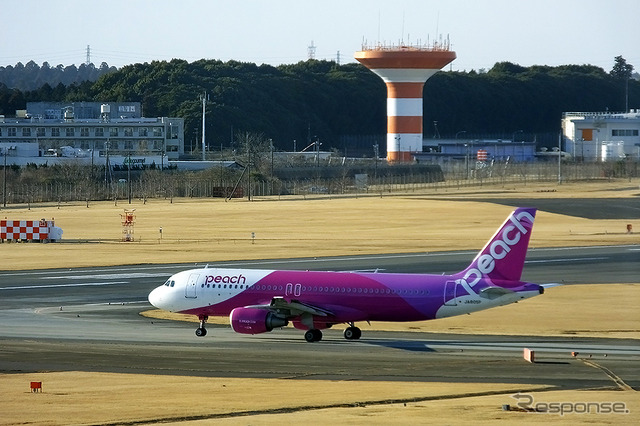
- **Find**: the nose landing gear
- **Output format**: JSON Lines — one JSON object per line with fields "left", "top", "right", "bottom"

{"left": 195, "top": 315, "right": 208, "bottom": 337}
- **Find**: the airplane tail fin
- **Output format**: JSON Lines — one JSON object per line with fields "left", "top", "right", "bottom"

{"left": 457, "top": 207, "right": 536, "bottom": 285}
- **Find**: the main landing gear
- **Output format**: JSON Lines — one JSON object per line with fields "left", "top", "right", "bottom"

{"left": 303, "top": 324, "right": 362, "bottom": 342}
{"left": 343, "top": 324, "right": 361, "bottom": 340}
{"left": 304, "top": 329, "right": 323, "bottom": 342}
{"left": 195, "top": 315, "right": 208, "bottom": 337}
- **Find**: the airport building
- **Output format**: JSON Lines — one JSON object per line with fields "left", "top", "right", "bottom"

{"left": 562, "top": 110, "right": 640, "bottom": 161}
{"left": 415, "top": 139, "right": 538, "bottom": 163}
{"left": 0, "top": 101, "right": 184, "bottom": 167}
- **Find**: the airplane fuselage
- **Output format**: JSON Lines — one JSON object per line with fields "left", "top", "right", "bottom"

{"left": 150, "top": 267, "right": 542, "bottom": 324}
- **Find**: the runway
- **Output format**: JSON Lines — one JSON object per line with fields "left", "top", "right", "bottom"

{"left": 0, "top": 245, "right": 638, "bottom": 390}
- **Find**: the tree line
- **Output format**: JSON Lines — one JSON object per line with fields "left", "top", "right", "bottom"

{"left": 0, "top": 61, "right": 117, "bottom": 92}
{"left": 1, "top": 57, "right": 638, "bottom": 153}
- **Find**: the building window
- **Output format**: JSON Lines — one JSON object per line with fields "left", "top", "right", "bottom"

{"left": 22, "top": 128, "right": 31, "bottom": 137}
{"left": 36, "top": 128, "right": 45, "bottom": 137}
{"left": 8, "top": 128, "right": 16, "bottom": 137}
{"left": 124, "top": 141, "right": 133, "bottom": 150}
{"left": 153, "top": 127, "right": 163, "bottom": 137}
{"left": 51, "top": 128, "right": 60, "bottom": 137}
{"left": 139, "top": 127, "right": 148, "bottom": 137}
{"left": 80, "top": 127, "right": 89, "bottom": 137}
{"left": 169, "top": 124, "right": 177, "bottom": 139}
{"left": 95, "top": 127, "right": 104, "bottom": 137}
{"left": 0, "top": 128, "right": 2, "bottom": 136}
{"left": 612, "top": 129, "right": 639, "bottom": 137}
{"left": 109, "top": 127, "right": 118, "bottom": 137}
{"left": 65, "top": 127, "right": 75, "bottom": 137}
{"left": 124, "top": 127, "right": 133, "bottom": 137}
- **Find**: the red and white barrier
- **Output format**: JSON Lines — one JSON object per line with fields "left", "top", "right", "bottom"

{"left": 0, "top": 219, "right": 62, "bottom": 242}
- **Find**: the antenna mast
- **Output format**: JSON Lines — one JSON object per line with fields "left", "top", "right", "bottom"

{"left": 86, "top": 45, "right": 91, "bottom": 65}
{"left": 308, "top": 41, "right": 316, "bottom": 60}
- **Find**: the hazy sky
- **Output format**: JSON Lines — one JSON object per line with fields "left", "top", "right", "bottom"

{"left": 2, "top": 0, "right": 638, "bottom": 72}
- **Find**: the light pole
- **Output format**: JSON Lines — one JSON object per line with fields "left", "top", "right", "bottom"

{"left": 2, "top": 148, "right": 6, "bottom": 207}
{"left": 127, "top": 149, "right": 132, "bottom": 204}
{"left": 464, "top": 143, "right": 470, "bottom": 180}
{"left": 373, "top": 143, "right": 379, "bottom": 179}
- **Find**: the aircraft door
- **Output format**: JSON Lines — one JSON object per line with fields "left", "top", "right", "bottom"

{"left": 444, "top": 281, "right": 457, "bottom": 306}
{"left": 185, "top": 273, "right": 199, "bottom": 298}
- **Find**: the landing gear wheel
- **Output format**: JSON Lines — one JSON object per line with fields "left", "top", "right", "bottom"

{"left": 304, "top": 329, "right": 323, "bottom": 342}
{"left": 195, "top": 315, "right": 209, "bottom": 337}
{"left": 344, "top": 326, "right": 361, "bottom": 340}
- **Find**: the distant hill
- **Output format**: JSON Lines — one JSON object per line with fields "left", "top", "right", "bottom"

{"left": 0, "top": 61, "right": 117, "bottom": 91}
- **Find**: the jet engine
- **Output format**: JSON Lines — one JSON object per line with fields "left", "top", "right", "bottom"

{"left": 230, "top": 307, "right": 288, "bottom": 335}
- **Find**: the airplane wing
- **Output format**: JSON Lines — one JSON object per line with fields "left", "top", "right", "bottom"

{"left": 245, "top": 296, "right": 334, "bottom": 318}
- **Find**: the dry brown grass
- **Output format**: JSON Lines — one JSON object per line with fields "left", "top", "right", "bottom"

{"left": 0, "top": 372, "right": 636, "bottom": 425}
{"left": 0, "top": 180, "right": 638, "bottom": 270}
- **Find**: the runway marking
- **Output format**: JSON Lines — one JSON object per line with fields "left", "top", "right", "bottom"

{"left": 525, "top": 257, "right": 608, "bottom": 264}
{"left": 41, "top": 273, "right": 169, "bottom": 280}
{"left": 0, "top": 281, "right": 128, "bottom": 290}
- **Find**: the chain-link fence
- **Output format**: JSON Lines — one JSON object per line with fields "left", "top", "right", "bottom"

{"left": 1, "top": 160, "right": 637, "bottom": 204}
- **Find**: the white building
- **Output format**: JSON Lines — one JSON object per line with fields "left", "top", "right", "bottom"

{"left": 0, "top": 102, "right": 184, "bottom": 167}
{"left": 562, "top": 111, "right": 640, "bottom": 161}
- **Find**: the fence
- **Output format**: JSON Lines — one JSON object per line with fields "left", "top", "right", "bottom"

{"left": 1, "top": 161, "right": 637, "bottom": 204}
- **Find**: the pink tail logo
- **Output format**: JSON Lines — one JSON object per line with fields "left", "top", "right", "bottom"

{"left": 459, "top": 208, "right": 536, "bottom": 288}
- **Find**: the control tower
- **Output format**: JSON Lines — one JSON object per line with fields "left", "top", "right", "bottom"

{"left": 355, "top": 42, "right": 456, "bottom": 162}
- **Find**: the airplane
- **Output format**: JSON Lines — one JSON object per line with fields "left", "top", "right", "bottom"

{"left": 148, "top": 207, "right": 555, "bottom": 342}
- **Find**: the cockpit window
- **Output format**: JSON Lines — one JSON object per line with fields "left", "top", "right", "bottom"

{"left": 170, "top": 280, "right": 175, "bottom": 287}
{"left": 164, "top": 280, "right": 170, "bottom": 286}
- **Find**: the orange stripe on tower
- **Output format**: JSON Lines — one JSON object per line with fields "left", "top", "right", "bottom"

{"left": 386, "top": 82, "right": 425, "bottom": 98}
{"left": 388, "top": 116, "right": 423, "bottom": 134}
{"left": 387, "top": 151, "right": 415, "bottom": 162}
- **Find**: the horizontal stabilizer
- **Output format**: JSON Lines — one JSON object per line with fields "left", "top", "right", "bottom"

{"left": 541, "top": 283, "right": 563, "bottom": 288}
{"left": 479, "top": 286, "right": 514, "bottom": 299}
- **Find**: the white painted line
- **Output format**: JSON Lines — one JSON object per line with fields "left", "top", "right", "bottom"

{"left": 41, "top": 273, "right": 169, "bottom": 280}
{"left": 526, "top": 257, "right": 608, "bottom": 264}
{"left": 0, "top": 281, "right": 128, "bottom": 291}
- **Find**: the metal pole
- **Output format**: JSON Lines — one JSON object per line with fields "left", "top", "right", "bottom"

{"left": 557, "top": 132, "right": 562, "bottom": 184}
{"left": 128, "top": 150, "right": 132, "bottom": 204}
{"left": 201, "top": 93, "right": 206, "bottom": 161}
{"left": 3, "top": 150, "right": 6, "bottom": 207}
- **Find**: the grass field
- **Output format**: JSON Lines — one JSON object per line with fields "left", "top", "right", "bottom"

{"left": 1, "top": 179, "right": 638, "bottom": 425}
{"left": 0, "top": 180, "right": 638, "bottom": 270}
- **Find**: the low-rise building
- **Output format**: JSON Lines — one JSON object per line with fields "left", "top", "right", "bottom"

{"left": 416, "top": 139, "right": 538, "bottom": 163}
{"left": 0, "top": 101, "right": 184, "bottom": 166}
{"left": 562, "top": 110, "right": 640, "bottom": 161}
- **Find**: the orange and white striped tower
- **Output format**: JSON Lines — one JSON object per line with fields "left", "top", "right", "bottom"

{"left": 355, "top": 43, "right": 456, "bottom": 162}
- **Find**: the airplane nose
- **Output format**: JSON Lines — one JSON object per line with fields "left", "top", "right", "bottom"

{"left": 148, "top": 286, "right": 164, "bottom": 308}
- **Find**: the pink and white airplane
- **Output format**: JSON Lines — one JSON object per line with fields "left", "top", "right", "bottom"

{"left": 149, "top": 207, "right": 553, "bottom": 342}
